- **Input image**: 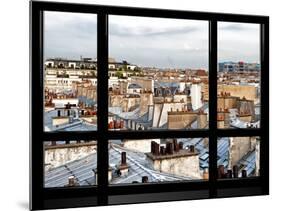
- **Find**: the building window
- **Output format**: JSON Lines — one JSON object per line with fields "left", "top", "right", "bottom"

{"left": 31, "top": 2, "right": 269, "bottom": 210}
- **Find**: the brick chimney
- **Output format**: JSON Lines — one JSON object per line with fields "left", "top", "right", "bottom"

{"left": 217, "top": 165, "right": 225, "bottom": 179}
{"left": 233, "top": 165, "right": 239, "bottom": 178}
{"left": 117, "top": 152, "right": 129, "bottom": 177}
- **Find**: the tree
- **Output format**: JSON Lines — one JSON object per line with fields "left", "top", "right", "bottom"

{"left": 116, "top": 70, "right": 124, "bottom": 78}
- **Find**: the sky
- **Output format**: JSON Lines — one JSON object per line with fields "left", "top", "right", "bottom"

{"left": 44, "top": 11, "right": 260, "bottom": 69}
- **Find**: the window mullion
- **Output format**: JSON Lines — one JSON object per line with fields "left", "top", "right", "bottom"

{"left": 208, "top": 20, "right": 218, "bottom": 198}
{"left": 97, "top": 12, "right": 109, "bottom": 205}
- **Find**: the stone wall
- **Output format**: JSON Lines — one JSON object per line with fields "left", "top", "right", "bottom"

{"left": 168, "top": 112, "right": 197, "bottom": 129}
{"left": 217, "top": 96, "right": 238, "bottom": 111}
{"left": 147, "top": 154, "right": 201, "bottom": 179}
{"left": 228, "top": 137, "right": 256, "bottom": 168}
{"left": 109, "top": 95, "right": 140, "bottom": 112}
{"left": 44, "top": 142, "right": 97, "bottom": 171}
{"left": 218, "top": 85, "right": 257, "bottom": 102}
{"left": 122, "top": 139, "right": 161, "bottom": 153}
{"left": 139, "top": 93, "right": 153, "bottom": 116}
{"left": 52, "top": 116, "right": 69, "bottom": 127}
{"left": 152, "top": 102, "right": 186, "bottom": 128}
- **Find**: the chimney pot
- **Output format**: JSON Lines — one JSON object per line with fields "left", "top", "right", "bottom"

{"left": 226, "top": 169, "right": 233, "bottom": 178}
{"left": 155, "top": 143, "right": 160, "bottom": 155}
{"left": 121, "top": 152, "right": 126, "bottom": 165}
{"left": 173, "top": 139, "right": 179, "bottom": 152}
{"left": 233, "top": 165, "right": 239, "bottom": 178}
{"left": 179, "top": 142, "right": 184, "bottom": 150}
{"left": 160, "top": 146, "right": 166, "bottom": 155}
{"left": 68, "top": 176, "right": 75, "bottom": 186}
{"left": 166, "top": 142, "right": 174, "bottom": 154}
{"left": 203, "top": 168, "right": 209, "bottom": 180}
{"left": 142, "top": 176, "right": 148, "bottom": 183}
{"left": 242, "top": 169, "right": 247, "bottom": 178}
{"left": 217, "top": 165, "right": 225, "bottom": 179}
{"left": 151, "top": 141, "right": 155, "bottom": 154}
{"left": 189, "top": 145, "right": 195, "bottom": 153}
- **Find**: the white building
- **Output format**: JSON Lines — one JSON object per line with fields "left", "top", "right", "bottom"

{"left": 190, "top": 84, "right": 202, "bottom": 110}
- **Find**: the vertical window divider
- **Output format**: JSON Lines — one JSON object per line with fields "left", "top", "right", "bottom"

{"left": 30, "top": 5, "right": 44, "bottom": 209}
{"left": 208, "top": 19, "right": 218, "bottom": 198}
{"left": 97, "top": 12, "right": 109, "bottom": 205}
{"left": 260, "top": 20, "right": 269, "bottom": 194}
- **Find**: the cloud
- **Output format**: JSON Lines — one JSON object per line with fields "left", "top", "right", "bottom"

{"left": 44, "top": 12, "right": 260, "bottom": 68}
{"left": 219, "top": 22, "right": 259, "bottom": 31}
{"left": 44, "top": 11, "right": 97, "bottom": 59}
{"left": 109, "top": 23, "right": 199, "bottom": 37}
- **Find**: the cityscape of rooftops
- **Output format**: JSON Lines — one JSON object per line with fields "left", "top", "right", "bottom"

{"left": 43, "top": 11, "right": 261, "bottom": 187}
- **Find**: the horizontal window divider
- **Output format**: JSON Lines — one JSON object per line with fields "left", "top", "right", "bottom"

{"left": 108, "top": 180, "right": 210, "bottom": 195}
{"left": 217, "top": 177, "right": 262, "bottom": 188}
{"left": 40, "top": 129, "right": 262, "bottom": 142}
{"left": 32, "top": 1, "right": 268, "bottom": 24}
{"left": 42, "top": 131, "right": 99, "bottom": 141}
{"left": 107, "top": 130, "right": 210, "bottom": 139}
{"left": 43, "top": 186, "right": 98, "bottom": 200}
{"left": 216, "top": 129, "right": 262, "bottom": 137}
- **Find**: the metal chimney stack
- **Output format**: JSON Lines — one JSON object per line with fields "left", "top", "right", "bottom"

{"left": 121, "top": 152, "right": 126, "bottom": 165}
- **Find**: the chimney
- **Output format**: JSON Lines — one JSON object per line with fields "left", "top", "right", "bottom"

{"left": 179, "top": 142, "right": 184, "bottom": 150}
{"left": 108, "top": 121, "right": 114, "bottom": 129}
{"left": 142, "top": 176, "right": 148, "bottom": 183}
{"left": 120, "top": 120, "right": 124, "bottom": 128}
{"left": 233, "top": 165, "right": 239, "bottom": 178}
{"left": 121, "top": 152, "right": 126, "bottom": 165}
{"left": 113, "top": 120, "right": 117, "bottom": 129}
{"left": 93, "top": 169, "right": 98, "bottom": 185}
{"left": 189, "top": 145, "right": 195, "bottom": 153}
{"left": 57, "top": 110, "right": 61, "bottom": 117}
{"left": 108, "top": 167, "right": 113, "bottom": 182}
{"left": 166, "top": 142, "right": 174, "bottom": 155}
{"left": 160, "top": 146, "right": 166, "bottom": 155}
{"left": 217, "top": 165, "right": 225, "bottom": 179}
{"left": 151, "top": 141, "right": 155, "bottom": 154}
{"left": 241, "top": 169, "right": 247, "bottom": 178}
{"left": 68, "top": 176, "right": 76, "bottom": 187}
{"left": 203, "top": 168, "right": 209, "bottom": 180}
{"left": 155, "top": 143, "right": 160, "bottom": 155}
{"left": 173, "top": 139, "right": 179, "bottom": 152}
{"left": 226, "top": 169, "right": 233, "bottom": 178}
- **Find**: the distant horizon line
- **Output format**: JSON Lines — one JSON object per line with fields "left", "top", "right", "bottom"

{"left": 45, "top": 57, "right": 260, "bottom": 70}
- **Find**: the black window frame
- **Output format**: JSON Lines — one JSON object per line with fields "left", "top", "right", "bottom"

{"left": 30, "top": 1, "right": 269, "bottom": 210}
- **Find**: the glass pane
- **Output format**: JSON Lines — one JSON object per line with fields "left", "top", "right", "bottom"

{"left": 44, "top": 140, "right": 97, "bottom": 187}
{"left": 108, "top": 15, "right": 209, "bottom": 131}
{"left": 218, "top": 22, "right": 260, "bottom": 129}
{"left": 217, "top": 137, "right": 260, "bottom": 179}
{"left": 44, "top": 11, "right": 97, "bottom": 131}
{"left": 108, "top": 138, "right": 209, "bottom": 184}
